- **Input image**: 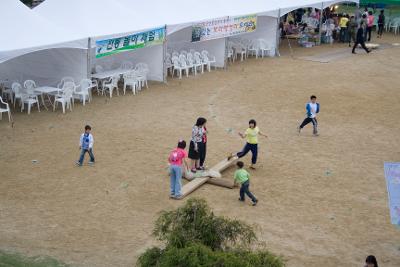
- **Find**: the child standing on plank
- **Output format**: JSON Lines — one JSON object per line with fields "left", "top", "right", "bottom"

{"left": 76, "top": 125, "right": 95, "bottom": 166}
{"left": 232, "top": 119, "right": 267, "bottom": 169}
{"left": 298, "top": 95, "right": 320, "bottom": 136}
{"left": 188, "top": 117, "right": 207, "bottom": 173}
{"left": 234, "top": 161, "right": 258, "bottom": 206}
{"left": 168, "top": 140, "right": 189, "bottom": 199}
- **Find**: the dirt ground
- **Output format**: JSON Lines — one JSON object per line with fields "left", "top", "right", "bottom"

{"left": 1, "top": 33, "right": 400, "bottom": 267}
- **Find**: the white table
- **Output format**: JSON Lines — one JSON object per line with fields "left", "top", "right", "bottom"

{"left": 91, "top": 68, "right": 132, "bottom": 79}
{"left": 35, "top": 86, "right": 62, "bottom": 109}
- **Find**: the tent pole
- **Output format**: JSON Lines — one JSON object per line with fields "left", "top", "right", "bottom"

{"left": 163, "top": 25, "right": 168, "bottom": 84}
{"left": 224, "top": 37, "right": 228, "bottom": 70}
{"left": 87, "top": 37, "right": 91, "bottom": 79}
{"left": 275, "top": 9, "right": 281, "bottom": 57}
{"left": 317, "top": 2, "right": 324, "bottom": 46}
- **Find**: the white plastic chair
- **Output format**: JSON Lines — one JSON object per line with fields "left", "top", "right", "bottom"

{"left": 247, "top": 41, "right": 260, "bottom": 58}
{"left": 172, "top": 51, "right": 180, "bottom": 58}
{"left": 389, "top": 19, "right": 400, "bottom": 34}
{"left": 179, "top": 54, "right": 194, "bottom": 76}
{"left": 20, "top": 92, "right": 40, "bottom": 115}
{"left": 187, "top": 53, "right": 202, "bottom": 75}
{"left": 135, "top": 63, "right": 149, "bottom": 89}
{"left": 180, "top": 50, "right": 188, "bottom": 57}
{"left": 172, "top": 59, "right": 186, "bottom": 79}
{"left": 24, "top": 80, "right": 41, "bottom": 96}
{"left": 53, "top": 82, "right": 74, "bottom": 113}
{"left": 74, "top": 79, "right": 92, "bottom": 105}
{"left": 11, "top": 82, "right": 24, "bottom": 108}
{"left": 121, "top": 61, "right": 134, "bottom": 70}
{"left": 57, "top": 77, "right": 75, "bottom": 89}
{"left": 123, "top": 71, "right": 139, "bottom": 95}
{"left": 258, "top": 39, "right": 271, "bottom": 58}
{"left": 103, "top": 76, "right": 120, "bottom": 98}
{"left": 194, "top": 52, "right": 207, "bottom": 73}
{"left": 201, "top": 50, "right": 216, "bottom": 71}
{"left": 0, "top": 96, "right": 11, "bottom": 122}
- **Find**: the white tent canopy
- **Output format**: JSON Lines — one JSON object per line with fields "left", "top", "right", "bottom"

{"left": 0, "top": 0, "right": 87, "bottom": 86}
{"left": 36, "top": 0, "right": 166, "bottom": 82}
{"left": 0, "top": 0, "right": 86, "bottom": 63}
{"left": 1, "top": 0, "right": 359, "bottom": 86}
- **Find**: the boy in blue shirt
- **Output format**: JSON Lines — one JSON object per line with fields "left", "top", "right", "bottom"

{"left": 298, "top": 95, "right": 320, "bottom": 136}
{"left": 76, "top": 125, "right": 95, "bottom": 166}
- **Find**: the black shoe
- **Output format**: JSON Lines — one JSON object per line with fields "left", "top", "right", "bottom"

{"left": 252, "top": 199, "right": 258, "bottom": 206}
{"left": 238, "top": 198, "right": 245, "bottom": 202}
{"left": 352, "top": 51, "right": 356, "bottom": 54}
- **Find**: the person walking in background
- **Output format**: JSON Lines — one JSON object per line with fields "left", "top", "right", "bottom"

{"left": 188, "top": 117, "right": 207, "bottom": 173}
{"left": 348, "top": 15, "right": 358, "bottom": 47}
{"left": 364, "top": 255, "right": 378, "bottom": 267}
{"left": 366, "top": 11, "right": 374, "bottom": 42}
{"left": 352, "top": 21, "right": 371, "bottom": 54}
{"left": 377, "top": 10, "right": 385, "bottom": 38}
{"left": 76, "top": 125, "right": 95, "bottom": 166}
{"left": 168, "top": 140, "right": 189, "bottom": 199}
{"left": 339, "top": 14, "right": 349, "bottom": 43}
{"left": 234, "top": 161, "right": 258, "bottom": 206}
{"left": 298, "top": 95, "right": 320, "bottom": 136}
{"left": 362, "top": 14, "right": 368, "bottom": 41}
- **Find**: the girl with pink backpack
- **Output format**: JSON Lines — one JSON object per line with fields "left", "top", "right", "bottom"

{"left": 168, "top": 140, "right": 189, "bottom": 199}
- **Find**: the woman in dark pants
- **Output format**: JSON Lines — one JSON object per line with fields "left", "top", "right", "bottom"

{"left": 188, "top": 117, "right": 207, "bottom": 172}
{"left": 199, "top": 125, "right": 208, "bottom": 170}
{"left": 352, "top": 22, "right": 370, "bottom": 54}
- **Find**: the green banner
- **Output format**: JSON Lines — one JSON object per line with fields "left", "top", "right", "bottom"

{"left": 96, "top": 27, "right": 165, "bottom": 58}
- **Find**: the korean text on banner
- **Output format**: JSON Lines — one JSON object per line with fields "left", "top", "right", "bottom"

{"left": 96, "top": 27, "right": 165, "bottom": 58}
{"left": 192, "top": 14, "right": 257, "bottom": 42}
{"left": 384, "top": 162, "right": 400, "bottom": 228}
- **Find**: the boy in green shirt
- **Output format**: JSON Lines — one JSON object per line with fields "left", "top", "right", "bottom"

{"left": 234, "top": 161, "right": 258, "bottom": 206}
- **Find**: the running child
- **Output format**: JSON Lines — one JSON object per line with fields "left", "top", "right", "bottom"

{"left": 76, "top": 125, "right": 95, "bottom": 166}
{"left": 234, "top": 161, "right": 258, "bottom": 206}
{"left": 298, "top": 95, "right": 320, "bottom": 136}
{"left": 231, "top": 119, "right": 268, "bottom": 169}
{"left": 168, "top": 140, "right": 189, "bottom": 199}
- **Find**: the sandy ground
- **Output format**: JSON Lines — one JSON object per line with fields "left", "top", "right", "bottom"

{"left": 1, "top": 33, "right": 400, "bottom": 267}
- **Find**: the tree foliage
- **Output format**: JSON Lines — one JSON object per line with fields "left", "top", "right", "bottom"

{"left": 137, "top": 198, "right": 284, "bottom": 267}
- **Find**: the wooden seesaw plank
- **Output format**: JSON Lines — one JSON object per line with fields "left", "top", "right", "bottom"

{"left": 177, "top": 177, "right": 209, "bottom": 199}
{"left": 207, "top": 177, "right": 234, "bottom": 189}
{"left": 210, "top": 155, "right": 239, "bottom": 173}
{"left": 177, "top": 156, "right": 238, "bottom": 199}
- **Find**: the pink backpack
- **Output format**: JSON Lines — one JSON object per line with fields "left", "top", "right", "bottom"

{"left": 169, "top": 149, "right": 182, "bottom": 164}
